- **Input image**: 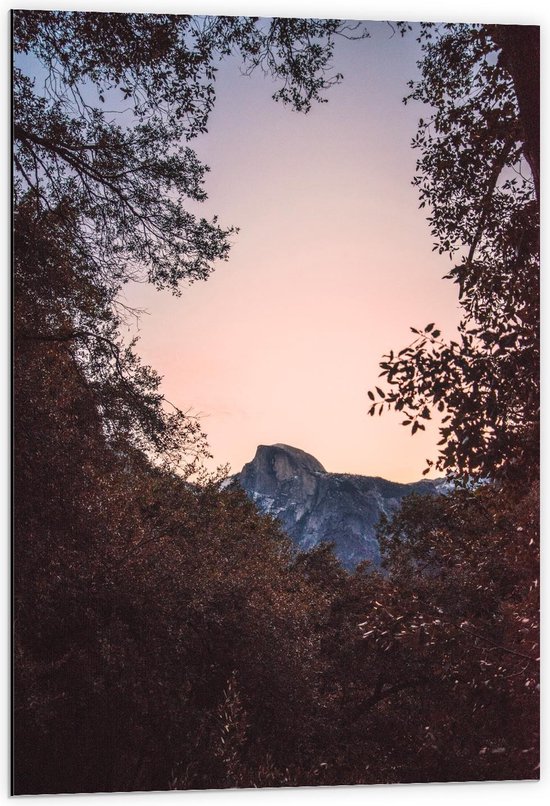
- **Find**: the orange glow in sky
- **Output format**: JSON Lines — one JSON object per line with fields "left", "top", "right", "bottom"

{"left": 125, "top": 21, "right": 461, "bottom": 482}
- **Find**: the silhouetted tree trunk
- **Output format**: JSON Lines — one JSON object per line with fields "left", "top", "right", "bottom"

{"left": 489, "top": 24, "right": 540, "bottom": 202}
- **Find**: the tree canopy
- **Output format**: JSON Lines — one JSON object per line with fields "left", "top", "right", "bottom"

{"left": 364, "top": 22, "right": 539, "bottom": 781}
{"left": 13, "top": 12, "right": 345, "bottom": 291}
{"left": 368, "top": 23, "right": 539, "bottom": 484}
{"left": 13, "top": 11, "right": 350, "bottom": 468}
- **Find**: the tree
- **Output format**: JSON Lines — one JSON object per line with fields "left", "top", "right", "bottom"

{"left": 369, "top": 23, "right": 539, "bottom": 484}
{"left": 14, "top": 199, "right": 333, "bottom": 792}
{"left": 374, "top": 482, "right": 539, "bottom": 781}
{"left": 14, "top": 196, "right": 213, "bottom": 474}
{"left": 362, "top": 21, "right": 539, "bottom": 783}
{"left": 13, "top": 10, "right": 351, "bottom": 467}
{"left": 13, "top": 12, "right": 345, "bottom": 292}
{"left": 12, "top": 12, "right": 353, "bottom": 793}
{"left": 487, "top": 25, "right": 539, "bottom": 201}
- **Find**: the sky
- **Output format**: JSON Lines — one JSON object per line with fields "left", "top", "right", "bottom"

{"left": 122, "top": 19, "right": 463, "bottom": 482}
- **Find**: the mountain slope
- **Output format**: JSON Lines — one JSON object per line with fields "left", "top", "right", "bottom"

{"left": 236, "top": 444, "right": 440, "bottom": 569}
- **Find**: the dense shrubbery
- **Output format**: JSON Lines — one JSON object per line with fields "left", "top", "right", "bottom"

{"left": 14, "top": 290, "right": 539, "bottom": 789}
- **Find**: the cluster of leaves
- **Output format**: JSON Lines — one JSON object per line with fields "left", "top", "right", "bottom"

{"left": 374, "top": 482, "right": 539, "bottom": 780}
{"left": 13, "top": 12, "right": 347, "bottom": 291}
{"left": 368, "top": 23, "right": 539, "bottom": 483}
{"left": 14, "top": 198, "right": 210, "bottom": 469}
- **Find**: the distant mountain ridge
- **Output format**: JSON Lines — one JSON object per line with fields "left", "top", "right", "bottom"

{"left": 235, "top": 443, "right": 441, "bottom": 569}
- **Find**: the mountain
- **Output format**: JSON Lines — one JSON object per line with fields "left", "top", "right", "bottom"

{"left": 235, "top": 443, "right": 441, "bottom": 569}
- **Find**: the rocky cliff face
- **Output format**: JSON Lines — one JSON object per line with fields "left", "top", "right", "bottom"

{"left": 236, "top": 444, "right": 439, "bottom": 569}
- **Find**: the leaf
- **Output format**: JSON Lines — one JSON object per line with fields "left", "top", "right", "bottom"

{"left": 499, "top": 332, "right": 518, "bottom": 349}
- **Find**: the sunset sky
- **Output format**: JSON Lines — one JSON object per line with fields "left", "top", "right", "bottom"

{"left": 124, "top": 18, "right": 463, "bottom": 481}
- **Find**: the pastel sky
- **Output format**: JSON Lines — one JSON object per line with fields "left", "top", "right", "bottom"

{"left": 122, "top": 20, "right": 462, "bottom": 481}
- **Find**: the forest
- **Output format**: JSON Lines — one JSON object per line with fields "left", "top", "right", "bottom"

{"left": 12, "top": 11, "right": 539, "bottom": 794}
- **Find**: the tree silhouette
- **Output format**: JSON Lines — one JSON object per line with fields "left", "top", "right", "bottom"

{"left": 13, "top": 10, "right": 349, "bottom": 467}
{"left": 369, "top": 23, "right": 539, "bottom": 483}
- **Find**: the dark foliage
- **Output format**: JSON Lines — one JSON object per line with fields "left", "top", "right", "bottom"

{"left": 13, "top": 12, "right": 345, "bottom": 293}
{"left": 368, "top": 23, "right": 539, "bottom": 484}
